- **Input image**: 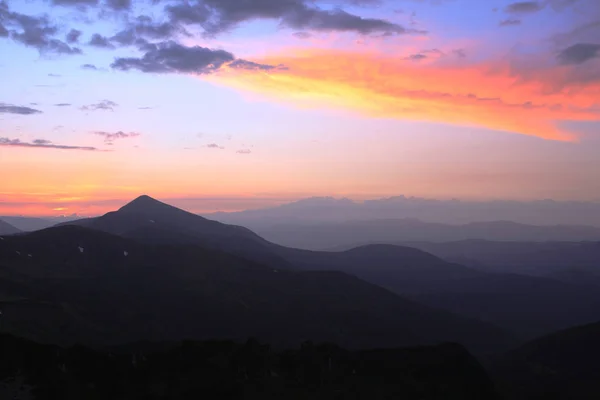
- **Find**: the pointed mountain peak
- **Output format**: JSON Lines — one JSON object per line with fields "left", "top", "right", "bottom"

{"left": 119, "top": 195, "right": 175, "bottom": 214}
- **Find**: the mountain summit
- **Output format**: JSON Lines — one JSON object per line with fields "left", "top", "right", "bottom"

{"left": 118, "top": 195, "right": 174, "bottom": 214}
{"left": 61, "top": 195, "right": 283, "bottom": 266}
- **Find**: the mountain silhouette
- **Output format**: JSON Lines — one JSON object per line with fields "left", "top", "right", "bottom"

{"left": 61, "top": 195, "right": 286, "bottom": 267}
{"left": 236, "top": 219, "right": 600, "bottom": 250}
{"left": 0, "top": 224, "right": 514, "bottom": 353}
{"left": 403, "top": 240, "right": 600, "bottom": 278}
{"left": 53, "top": 195, "right": 600, "bottom": 342}
{"left": 492, "top": 320, "right": 600, "bottom": 399}
{"left": 209, "top": 196, "right": 600, "bottom": 227}
{"left": 0, "top": 219, "right": 21, "bottom": 235}
{"left": 0, "top": 333, "right": 498, "bottom": 400}
{"left": 275, "top": 243, "right": 600, "bottom": 339}
{"left": 1, "top": 215, "right": 75, "bottom": 232}
{"left": 276, "top": 243, "right": 484, "bottom": 293}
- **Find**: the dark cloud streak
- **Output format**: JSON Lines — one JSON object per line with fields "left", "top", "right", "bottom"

{"left": 66, "top": 29, "right": 82, "bottom": 43}
{"left": 165, "top": 0, "right": 415, "bottom": 36}
{"left": 500, "top": 18, "right": 521, "bottom": 26}
{"left": 52, "top": 0, "right": 98, "bottom": 6}
{"left": 557, "top": 43, "right": 600, "bottom": 64}
{"left": 0, "top": 137, "right": 100, "bottom": 151}
{"left": 111, "top": 41, "right": 277, "bottom": 74}
{"left": 0, "top": 2, "right": 81, "bottom": 54}
{"left": 80, "top": 100, "right": 118, "bottom": 111}
{"left": 89, "top": 33, "right": 115, "bottom": 48}
{"left": 93, "top": 131, "right": 141, "bottom": 142}
{"left": 105, "top": 0, "right": 131, "bottom": 10}
{"left": 505, "top": 1, "right": 544, "bottom": 13}
{"left": 0, "top": 103, "right": 42, "bottom": 115}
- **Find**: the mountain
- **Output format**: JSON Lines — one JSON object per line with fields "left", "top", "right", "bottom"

{"left": 232, "top": 219, "right": 600, "bottom": 251}
{"left": 275, "top": 244, "right": 485, "bottom": 294}
{"left": 403, "top": 240, "right": 600, "bottom": 278}
{"left": 208, "top": 196, "right": 600, "bottom": 227}
{"left": 55, "top": 196, "right": 600, "bottom": 341}
{"left": 0, "top": 333, "right": 498, "bottom": 400}
{"left": 0, "top": 215, "right": 81, "bottom": 232}
{"left": 492, "top": 320, "right": 600, "bottom": 399}
{"left": 0, "top": 219, "right": 21, "bottom": 235}
{"left": 60, "top": 195, "right": 287, "bottom": 267}
{"left": 0, "top": 225, "right": 514, "bottom": 353}
{"left": 275, "top": 244, "right": 600, "bottom": 339}
{"left": 410, "top": 273, "right": 600, "bottom": 339}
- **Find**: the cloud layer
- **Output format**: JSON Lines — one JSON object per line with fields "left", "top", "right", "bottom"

{"left": 93, "top": 131, "right": 141, "bottom": 142}
{"left": 111, "top": 41, "right": 277, "bottom": 74}
{"left": 0, "top": 137, "right": 100, "bottom": 151}
{"left": 0, "top": 103, "right": 42, "bottom": 115}
{"left": 210, "top": 48, "right": 600, "bottom": 141}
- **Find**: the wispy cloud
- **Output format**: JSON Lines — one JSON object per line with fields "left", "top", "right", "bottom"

{"left": 80, "top": 100, "right": 118, "bottom": 111}
{"left": 88, "top": 33, "right": 115, "bottom": 49}
{"left": 237, "top": 149, "right": 252, "bottom": 154}
{"left": 0, "top": 103, "right": 42, "bottom": 115}
{"left": 165, "top": 0, "right": 418, "bottom": 37}
{"left": 93, "top": 130, "right": 141, "bottom": 142}
{"left": 111, "top": 41, "right": 277, "bottom": 74}
{"left": 206, "top": 143, "right": 225, "bottom": 149}
{"left": 505, "top": 1, "right": 544, "bottom": 13}
{"left": 1, "top": 2, "right": 81, "bottom": 54}
{"left": 210, "top": 48, "right": 600, "bottom": 141}
{"left": 66, "top": 29, "right": 82, "bottom": 43}
{"left": 499, "top": 19, "right": 522, "bottom": 27}
{"left": 0, "top": 137, "right": 100, "bottom": 151}
{"left": 557, "top": 43, "right": 600, "bottom": 65}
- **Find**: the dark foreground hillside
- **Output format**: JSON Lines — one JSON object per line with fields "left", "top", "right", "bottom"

{"left": 0, "top": 333, "right": 497, "bottom": 400}
{"left": 491, "top": 321, "right": 600, "bottom": 400}
{"left": 0, "top": 225, "right": 513, "bottom": 353}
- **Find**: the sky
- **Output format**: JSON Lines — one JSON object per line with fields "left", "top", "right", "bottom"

{"left": 1, "top": 0, "right": 599, "bottom": 216}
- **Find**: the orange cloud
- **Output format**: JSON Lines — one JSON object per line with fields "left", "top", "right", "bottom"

{"left": 209, "top": 49, "right": 600, "bottom": 141}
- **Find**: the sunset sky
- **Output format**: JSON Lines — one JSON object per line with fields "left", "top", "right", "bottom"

{"left": 1, "top": 0, "right": 599, "bottom": 216}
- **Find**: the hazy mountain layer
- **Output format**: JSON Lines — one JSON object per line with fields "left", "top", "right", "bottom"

{"left": 0, "top": 224, "right": 514, "bottom": 353}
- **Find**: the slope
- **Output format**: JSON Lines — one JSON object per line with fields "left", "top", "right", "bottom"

{"left": 0, "top": 333, "right": 498, "bottom": 400}
{"left": 0, "top": 219, "right": 21, "bottom": 235}
{"left": 59, "top": 196, "right": 600, "bottom": 341}
{"left": 61, "top": 195, "right": 287, "bottom": 267}
{"left": 0, "top": 216, "right": 55, "bottom": 232}
{"left": 492, "top": 320, "right": 600, "bottom": 399}
{"left": 0, "top": 225, "right": 515, "bottom": 353}
{"left": 403, "top": 240, "right": 600, "bottom": 278}
{"left": 275, "top": 244, "right": 484, "bottom": 294}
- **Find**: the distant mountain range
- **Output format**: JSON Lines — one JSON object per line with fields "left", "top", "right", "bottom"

{"left": 209, "top": 196, "right": 600, "bottom": 226}
{"left": 4, "top": 195, "right": 600, "bottom": 351}
{"left": 0, "top": 219, "right": 21, "bottom": 235}
{"left": 0, "top": 197, "right": 515, "bottom": 353}
{"left": 238, "top": 219, "right": 600, "bottom": 251}
{"left": 0, "top": 215, "right": 82, "bottom": 232}
{"left": 400, "top": 240, "right": 600, "bottom": 278}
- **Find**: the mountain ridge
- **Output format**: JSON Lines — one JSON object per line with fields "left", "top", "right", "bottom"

{"left": 0, "top": 223, "right": 515, "bottom": 353}
{"left": 0, "top": 219, "right": 22, "bottom": 235}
